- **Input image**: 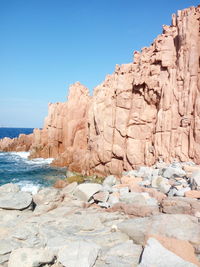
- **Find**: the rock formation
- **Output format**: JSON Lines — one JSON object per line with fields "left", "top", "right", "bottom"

{"left": 1, "top": 6, "right": 200, "bottom": 176}
{"left": 85, "top": 5, "right": 200, "bottom": 176}
{"left": 0, "top": 133, "right": 33, "bottom": 152}
{"left": 30, "top": 81, "right": 90, "bottom": 173}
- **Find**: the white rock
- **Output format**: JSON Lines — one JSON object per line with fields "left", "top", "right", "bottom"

{"left": 152, "top": 176, "right": 171, "bottom": 193}
{"left": 8, "top": 248, "right": 55, "bottom": 267}
{"left": 163, "top": 166, "right": 186, "bottom": 179}
{"left": 102, "top": 185, "right": 114, "bottom": 193}
{"left": 135, "top": 166, "right": 153, "bottom": 178}
{"left": 120, "top": 192, "right": 147, "bottom": 204}
{"left": 139, "top": 238, "right": 197, "bottom": 267}
{"left": 102, "top": 240, "right": 142, "bottom": 266}
{"left": 108, "top": 194, "right": 119, "bottom": 207}
{"left": 174, "top": 187, "right": 191, "bottom": 197}
{"left": 0, "top": 192, "right": 32, "bottom": 210}
{"left": 33, "top": 188, "right": 61, "bottom": 205}
{"left": 57, "top": 240, "right": 100, "bottom": 267}
{"left": 159, "top": 178, "right": 171, "bottom": 194}
{"left": 74, "top": 183, "right": 102, "bottom": 201}
{"left": 119, "top": 187, "right": 129, "bottom": 195}
{"left": 61, "top": 182, "right": 77, "bottom": 195}
{"left": 103, "top": 175, "right": 117, "bottom": 187}
{"left": 191, "top": 171, "right": 200, "bottom": 190}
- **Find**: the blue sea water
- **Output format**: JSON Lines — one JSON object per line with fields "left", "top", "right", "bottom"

{"left": 0, "top": 127, "right": 34, "bottom": 139}
{"left": 0, "top": 128, "right": 66, "bottom": 193}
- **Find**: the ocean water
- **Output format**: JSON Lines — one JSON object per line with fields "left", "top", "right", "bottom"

{"left": 0, "top": 127, "right": 34, "bottom": 139}
{"left": 0, "top": 128, "right": 66, "bottom": 193}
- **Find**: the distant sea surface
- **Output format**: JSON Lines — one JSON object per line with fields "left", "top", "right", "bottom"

{"left": 0, "top": 127, "right": 66, "bottom": 193}
{"left": 0, "top": 127, "right": 34, "bottom": 139}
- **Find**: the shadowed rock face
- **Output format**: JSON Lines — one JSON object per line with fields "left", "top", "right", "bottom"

{"left": 30, "top": 81, "right": 91, "bottom": 173}
{"left": 1, "top": 6, "right": 200, "bottom": 176}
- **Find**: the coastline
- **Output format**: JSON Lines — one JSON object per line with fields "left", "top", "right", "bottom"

{"left": 0, "top": 160, "right": 200, "bottom": 266}
{"left": 0, "top": 151, "right": 66, "bottom": 193}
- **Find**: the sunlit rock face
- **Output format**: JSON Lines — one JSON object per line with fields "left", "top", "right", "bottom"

{"left": 82, "top": 6, "right": 200, "bottom": 176}
{"left": 0, "top": 134, "right": 33, "bottom": 152}
{"left": 1, "top": 6, "right": 200, "bottom": 176}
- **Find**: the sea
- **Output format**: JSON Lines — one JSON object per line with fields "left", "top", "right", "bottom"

{"left": 0, "top": 128, "right": 66, "bottom": 194}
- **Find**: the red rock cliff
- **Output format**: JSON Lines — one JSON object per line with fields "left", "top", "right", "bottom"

{"left": 83, "top": 6, "right": 200, "bottom": 176}
{"left": 1, "top": 6, "right": 200, "bottom": 176}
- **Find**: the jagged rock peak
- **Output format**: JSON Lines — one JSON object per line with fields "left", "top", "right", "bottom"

{"left": 68, "top": 82, "right": 90, "bottom": 101}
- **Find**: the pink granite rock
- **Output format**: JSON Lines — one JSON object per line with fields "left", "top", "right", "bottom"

{"left": 0, "top": 134, "right": 33, "bottom": 152}
{"left": 185, "top": 190, "right": 200, "bottom": 199}
{"left": 29, "top": 82, "right": 90, "bottom": 173}
{"left": 85, "top": 6, "right": 200, "bottom": 176}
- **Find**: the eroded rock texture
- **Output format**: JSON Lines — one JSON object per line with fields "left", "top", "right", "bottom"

{"left": 1, "top": 6, "right": 200, "bottom": 176}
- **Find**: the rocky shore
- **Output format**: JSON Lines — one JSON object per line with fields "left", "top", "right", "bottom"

{"left": 0, "top": 161, "right": 200, "bottom": 267}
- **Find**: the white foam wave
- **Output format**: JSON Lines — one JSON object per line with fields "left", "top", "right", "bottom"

{"left": 9, "top": 152, "right": 54, "bottom": 166}
{"left": 10, "top": 151, "right": 30, "bottom": 159}
{"left": 17, "top": 181, "right": 40, "bottom": 195}
{"left": 26, "top": 157, "right": 54, "bottom": 165}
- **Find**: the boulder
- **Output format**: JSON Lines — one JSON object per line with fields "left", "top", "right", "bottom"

{"left": 107, "top": 201, "right": 159, "bottom": 217}
{"left": 8, "top": 248, "right": 55, "bottom": 267}
{"left": 0, "top": 192, "right": 32, "bottom": 210}
{"left": 118, "top": 217, "right": 152, "bottom": 244}
{"left": 57, "top": 240, "right": 100, "bottom": 267}
{"left": 185, "top": 190, "right": 200, "bottom": 199}
{"left": 140, "top": 187, "right": 167, "bottom": 202}
{"left": 118, "top": 214, "right": 200, "bottom": 246}
{"left": 151, "top": 176, "right": 171, "bottom": 193}
{"left": 33, "top": 188, "right": 62, "bottom": 205}
{"left": 138, "top": 238, "right": 197, "bottom": 267}
{"left": 163, "top": 166, "right": 186, "bottom": 179}
{"left": 191, "top": 171, "right": 200, "bottom": 190}
{"left": 103, "top": 175, "right": 117, "bottom": 187}
{"left": 93, "top": 191, "right": 109, "bottom": 203}
{"left": 101, "top": 240, "right": 142, "bottom": 267}
{"left": 134, "top": 166, "right": 153, "bottom": 178}
{"left": 171, "top": 187, "right": 191, "bottom": 197}
{"left": 107, "top": 192, "right": 120, "bottom": 207}
{"left": 33, "top": 187, "right": 63, "bottom": 214}
{"left": 74, "top": 183, "right": 102, "bottom": 201}
{"left": 147, "top": 234, "right": 200, "bottom": 266}
{"left": 161, "top": 197, "right": 200, "bottom": 215}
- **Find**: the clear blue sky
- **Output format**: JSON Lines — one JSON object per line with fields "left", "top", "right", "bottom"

{"left": 0, "top": 0, "right": 199, "bottom": 128}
